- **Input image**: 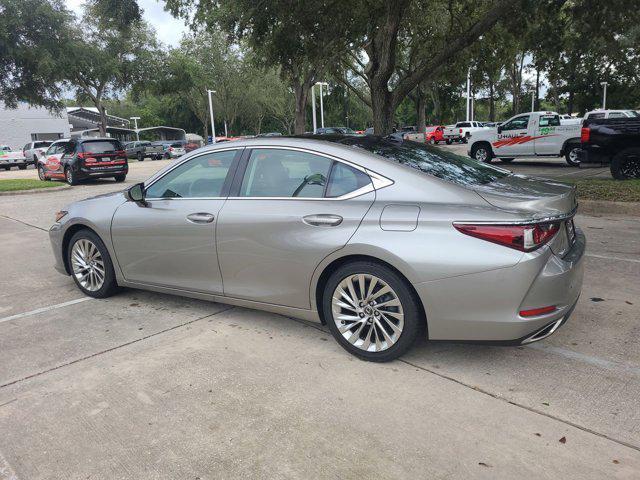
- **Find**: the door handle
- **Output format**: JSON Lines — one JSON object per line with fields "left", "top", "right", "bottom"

{"left": 187, "top": 212, "right": 215, "bottom": 224}
{"left": 303, "top": 214, "right": 343, "bottom": 227}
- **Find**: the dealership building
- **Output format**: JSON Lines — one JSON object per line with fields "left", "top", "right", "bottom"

{"left": 0, "top": 102, "right": 71, "bottom": 149}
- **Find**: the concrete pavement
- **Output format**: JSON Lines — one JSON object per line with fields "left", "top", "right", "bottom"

{"left": 0, "top": 159, "right": 638, "bottom": 479}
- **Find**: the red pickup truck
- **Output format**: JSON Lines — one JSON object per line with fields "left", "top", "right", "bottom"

{"left": 425, "top": 126, "right": 446, "bottom": 145}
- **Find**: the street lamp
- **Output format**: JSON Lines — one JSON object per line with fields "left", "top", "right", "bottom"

{"left": 465, "top": 68, "right": 471, "bottom": 121}
{"left": 311, "top": 84, "right": 317, "bottom": 133}
{"left": 130, "top": 116, "right": 140, "bottom": 141}
{"left": 316, "top": 82, "right": 329, "bottom": 129}
{"left": 601, "top": 82, "right": 608, "bottom": 109}
{"left": 530, "top": 90, "right": 536, "bottom": 112}
{"left": 207, "top": 89, "right": 217, "bottom": 143}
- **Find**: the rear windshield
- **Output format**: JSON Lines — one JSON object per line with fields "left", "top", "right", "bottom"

{"left": 338, "top": 137, "right": 509, "bottom": 186}
{"left": 82, "top": 140, "right": 121, "bottom": 153}
{"left": 171, "top": 143, "right": 183, "bottom": 148}
{"left": 34, "top": 141, "right": 52, "bottom": 148}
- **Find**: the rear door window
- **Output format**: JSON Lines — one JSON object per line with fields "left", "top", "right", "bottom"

{"left": 326, "top": 162, "right": 371, "bottom": 198}
{"left": 539, "top": 115, "right": 560, "bottom": 127}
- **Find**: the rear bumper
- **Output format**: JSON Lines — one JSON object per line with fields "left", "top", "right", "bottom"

{"left": 577, "top": 147, "right": 610, "bottom": 165}
{"left": 414, "top": 229, "right": 585, "bottom": 344}
{"left": 77, "top": 165, "right": 128, "bottom": 179}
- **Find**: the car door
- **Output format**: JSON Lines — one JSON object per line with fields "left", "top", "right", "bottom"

{"left": 111, "top": 148, "right": 241, "bottom": 293}
{"left": 216, "top": 147, "right": 376, "bottom": 309}
{"left": 43, "top": 141, "right": 72, "bottom": 178}
{"left": 492, "top": 114, "right": 532, "bottom": 156}
{"left": 533, "top": 114, "right": 562, "bottom": 155}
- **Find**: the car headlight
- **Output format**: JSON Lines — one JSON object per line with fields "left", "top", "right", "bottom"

{"left": 55, "top": 210, "right": 68, "bottom": 222}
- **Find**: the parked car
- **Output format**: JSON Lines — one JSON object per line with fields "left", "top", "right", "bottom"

{"left": 0, "top": 148, "right": 29, "bottom": 170}
{"left": 23, "top": 141, "right": 53, "bottom": 166}
{"left": 151, "top": 140, "right": 187, "bottom": 159}
{"left": 37, "top": 138, "right": 128, "bottom": 185}
{"left": 468, "top": 111, "right": 582, "bottom": 166}
{"left": 583, "top": 109, "right": 640, "bottom": 120}
{"left": 578, "top": 117, "right": 640, "bottom": 179}
{"left": 364, "top": 127, "right": 374, "bottom": 135}
{"left": 315, "top": 127, "right": 359, "bottom": 135}
{"left": 124, "top": 141, "right": 164, "bottom": 161}
{"left": 50, "top": 136, "right": 584, "bottom": 362}
{"left": 425, "top": 126, "right": 446, "bottom": 144}
{"left": 443, "top": 121, "right": 489, "bottom": 143}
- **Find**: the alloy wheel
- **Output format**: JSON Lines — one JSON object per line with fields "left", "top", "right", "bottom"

{"left": 331, "top": 274, "right": 404, "bottom": 353}
{"left": 569, "top": 148, "right": 580, "bottom": 164}
{"left": 475, "top": 148, "right": 488, "bottom": 162}
{"left": 71, "top": 239, "right": 105, "bottom": 292}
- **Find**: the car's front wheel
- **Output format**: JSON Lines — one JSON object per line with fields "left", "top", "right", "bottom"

{"left": 137, "top": 152, "right": 144, "bottom": 162}
{"left": 67, "top": 230, "right": 118, "bottom": 298}
{"left": 38, "top": 165, "right": 49, "bottom": 181}
{"left": 471, "top": 143, "right": 492, "bottom": 163}
{"left": 323, "top": 261, "right": 422, "bottom": 362}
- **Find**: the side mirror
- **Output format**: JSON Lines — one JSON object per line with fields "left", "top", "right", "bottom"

{"left": 497, "top": 126, "right": 503, "bottom": 134}
{"left": 126, "top": 183, "right": 147, "bottom": 206}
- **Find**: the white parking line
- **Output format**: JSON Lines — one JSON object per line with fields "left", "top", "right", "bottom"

{"left": 0, "top": 298, "right": 93, "bottom": 325}
{"left": 529, "top": 343, "right": 640, "bottom": 378}
{"left": 586, "top": 253, "right": 640, "bottom": 264}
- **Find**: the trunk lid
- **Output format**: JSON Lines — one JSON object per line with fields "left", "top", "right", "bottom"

{"left": 473, "top": 174, "right": 577, "bottom": 218}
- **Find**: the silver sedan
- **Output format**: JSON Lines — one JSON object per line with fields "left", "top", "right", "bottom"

{"left": 49, "top": 136, "right": 585, "bottom": 361}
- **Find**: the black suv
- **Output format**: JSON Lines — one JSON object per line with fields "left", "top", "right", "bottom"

{"left": 39, "top": 138, "right": 128, "bottom": 185}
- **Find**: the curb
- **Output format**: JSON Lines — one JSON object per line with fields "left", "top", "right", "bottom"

{"left": 579, "top": 199, "right": 640, "bottom": 217}
{"left": 0, "top": 185, "right": 72, "bottom": 196}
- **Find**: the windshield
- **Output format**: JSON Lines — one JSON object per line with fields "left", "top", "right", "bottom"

{"left": 34, "top": 141, "right": 52, "bottom": 148}
{"left": 337, "top": 136, "right": 509, "bottom": 186}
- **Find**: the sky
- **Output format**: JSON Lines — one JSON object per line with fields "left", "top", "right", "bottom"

{"left": 65, "top": 0, "right": 189, "bottom": 47}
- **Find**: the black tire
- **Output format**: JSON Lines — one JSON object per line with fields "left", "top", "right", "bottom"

{"left": 65, "top": 167, "right": 78, "bottom": 185}
{"left": 114, "top": 174, "right": 126, "bottom": 182}
{"left": 428, "top": 138, "right": 436, "bottom": 145}
{"left": 67, "top": 230, "right": 118, "bottom": 298}
{"left": 446, "top": 139, "right": 452, "bottom": 145}
{"left": 164, "top": 152, "right": 170, "bottom": 159}
{"left": 470, "top": 143, "right": 493, "bottom": 163}
{"left": 323, "top": 261, "right": 423, "bottom": 362}
{"left": 137, "top": 152, "right": 144, "bottom": 162}
{"left": 18, "top": 164, "right": 27, "bottom": 170}
{"left": 2, "top": 166, "right": 9, "bottom": 171}
{"left": 610, "top": 148, "right": 640, "bottom": 180}
{"left": 564, "top": 144, "right": 581, "bottom": 167}
{"left": 499, "top": 158, "right": 514, "bottom": 163}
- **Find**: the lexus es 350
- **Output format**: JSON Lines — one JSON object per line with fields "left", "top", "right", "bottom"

{"left": 49, "top": 136, "right": 585, "bottom": 362}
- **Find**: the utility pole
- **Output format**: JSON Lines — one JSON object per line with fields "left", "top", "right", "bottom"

{"left": 531, "top": 90, "right": 535, "bottom": 112}
{"left": 207, "top": 89, "right": 217, "bottom": 143}
{"left": 130, "top": 117, "right": 140, "bottom": 141}
{"left": 317, "top": 82, "right": 329, "bottom": 128}
{"left": 601, "top": 82, "right": 608, "bottom": 109}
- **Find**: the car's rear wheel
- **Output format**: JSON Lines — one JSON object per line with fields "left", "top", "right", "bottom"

{"left": 429, "top": 138, "right": 435, "bottom": 145}
{"left": 114, "top": 174, "right": 126, "bottom": 182}
{"left": 446, "top": 139, "right": 452, "bottom": 145}
{"left": 610, "top": 148, "right": 640, "bottom": 180}
{"left": 565, "top": 144, "right": 581, "bottom": 166}
{"left": 471, "top": 143, "right": 492, "bottom": 163}
{"left": 499, "top": 158, "right": 514, "bottom": 163}
{"left": 68, "top": 230, "right": 118, "bottom": 298}
{"left": 65, "top": 167, "right": 78, "bottom": 185}
{"left": 323, "top": 261, "right": 422, "bottom": 362}
{"left": 18, "top": 164, "right": 27, "bottom": 170}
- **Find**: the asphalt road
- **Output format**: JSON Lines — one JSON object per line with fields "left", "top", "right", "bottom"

{"left": 0, "top": 158, "right": 638, "bottom": 479}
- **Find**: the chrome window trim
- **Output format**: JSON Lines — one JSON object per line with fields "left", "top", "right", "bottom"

{"left": 143, "top": 147, "right": 242, "bottom": 199}
{"left": 231, "top": 145, "right": 393, "bottom": 201}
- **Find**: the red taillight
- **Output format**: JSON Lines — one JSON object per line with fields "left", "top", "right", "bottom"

{"left": 77, "top": 152, "right": 87, "bottom": 159}
{"left": 453, "top": 222, "right": 561, "bottom": 252}
{"left": 459, "top": 128, "right": 463, "bottom": 133}
{"left": 519, "top": 305, "right": 557, "bottom": 317}
{"left": 169, "top": 147, "right": 174, "bottom": 151}
{"left": 580, "top": 127, "right": 590, "bottom": 143}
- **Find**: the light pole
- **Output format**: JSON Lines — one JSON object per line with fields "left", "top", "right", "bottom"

{"left": 531, "top": 90, "right": 535, "bottom": 112}
{"left": 465, "top": 67, "right": 471, "bottom": 121}
{"left": 207, "top": 89, "right": 217, "bottom": 143}
{"left": 130, "top": 116, "right": 140, "bottom": 141}
{"left": 316, "top": 82, "right": 329, "bottom": 128}
{"left": 311, "top": 84, "right": 317, "bottom": 133}
{"left": 601, "top": 81, "right": 608, "bottom": 109}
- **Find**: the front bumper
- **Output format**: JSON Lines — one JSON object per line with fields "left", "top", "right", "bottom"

{"left": 414, "top": 229, "right": 586, "bottom": 344}
{"left": 49, "top": 222, "right": 67, "bottom": 275}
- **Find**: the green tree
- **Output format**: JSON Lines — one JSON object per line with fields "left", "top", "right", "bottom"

{"left": 0, "top": 0, "right": 73, "bottom": 109}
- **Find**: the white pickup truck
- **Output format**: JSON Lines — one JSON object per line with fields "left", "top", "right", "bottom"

{"left": 467, "top": 111, "right": 582, "bottom": 166}
{"left": 443, "top": 121, "right": 488, "bottom": 144}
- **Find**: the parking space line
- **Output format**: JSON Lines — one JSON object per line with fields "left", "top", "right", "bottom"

{"left": 586, "top": 253, "right": 640, "bottom": 264}
{"left": 0, "top": 298, "right": 93, "bottom": 325}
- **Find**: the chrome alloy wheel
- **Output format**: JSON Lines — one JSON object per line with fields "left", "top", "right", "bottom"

{"left": 475, "top": 147, "right": 488, "bottom": 162}
{"left": 569, "top": 147, "right": 580, "bottom": 164}
{"left": 331, "top": 274, "right": 404, "bottom": 352}
{"left": 71, "top": 239, "right": 105, "bottom": 291}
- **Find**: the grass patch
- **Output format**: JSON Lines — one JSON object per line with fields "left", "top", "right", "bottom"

{"left": 555, "top": 178, "right": 640, "bottom": 202}
{"left": 0, "top": 179, "right": 63, "bottom": 192}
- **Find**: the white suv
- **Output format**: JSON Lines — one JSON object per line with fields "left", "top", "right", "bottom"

{"left": 22, "top": 141, "right": 53, "bottom": 166}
